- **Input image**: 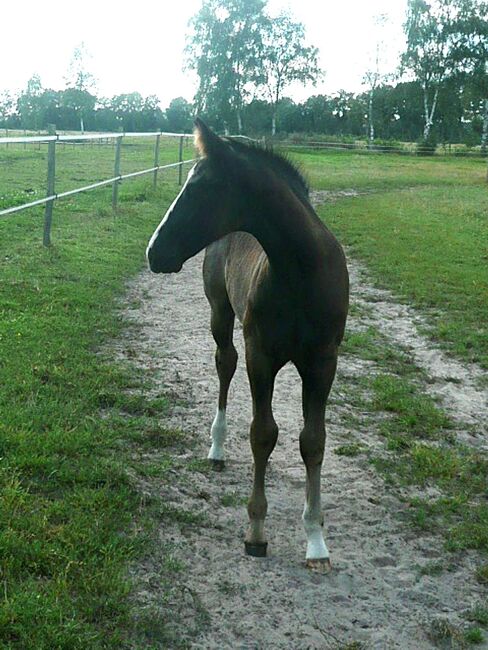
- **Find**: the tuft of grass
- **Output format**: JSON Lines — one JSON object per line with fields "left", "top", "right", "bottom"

{"left": 418, "top": 561, "right": 451, "bottom": 577}
{"left": 476, "top": 564, "right": 488, "bottom": 584}
{"left": 371, "top": 374, "right": 451, "bottom": 439}
{"left": 334, "top": 443, "right": 365, "bottom": 457}
{"left": 466, "top": 604, "right": 488, "bottom": 627}
{"left": 427, "top": 618, "right": 465, "bottom": 646}
{"left": 220, "top": 492, "right": 247, "bottom": 507}
{"left": 464, "top": 627, "right": 485, "bottom": 645}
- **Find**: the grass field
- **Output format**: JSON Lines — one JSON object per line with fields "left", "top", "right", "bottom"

{"left": 291, "top": 150, "right": 488, "bottom": 369}
{"left": 0, "top": 136, "right": 194, "bottom": 211}
{"left": 0, "top": 142, "right": 487, "bottom": 647}
{"left": 0, "top": 139, "right": 194, "bottom": 648}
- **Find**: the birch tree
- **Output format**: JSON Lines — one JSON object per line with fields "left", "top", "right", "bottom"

{"left": 64, "top": 43, "right": 97, "bottom": 133}
{"left": 401, "top": 0, "right": 455, "bottom": 140}
{"left": 450, "top": 0, "right": 488, "bottom": 152}
{"left": 261, "top": 12, "right": 321, "bottom": 136}
{"left": 186, "top": 0, "right": 266, "bottom": 133}
{"left": 363, "top": 14, "right": 390, "bottom": 144}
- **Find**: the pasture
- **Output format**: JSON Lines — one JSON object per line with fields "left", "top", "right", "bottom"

{"left": 0, "top": 143, "right": 487, "bottom": 647}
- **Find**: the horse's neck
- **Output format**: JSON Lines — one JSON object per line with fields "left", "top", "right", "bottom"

{"left": 246, "top": 191, "right": 325, "bottom": 285}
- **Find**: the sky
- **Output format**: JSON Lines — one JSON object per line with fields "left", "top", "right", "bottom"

{"left": 0, "top": 0, "right": 407, "bottom": 107}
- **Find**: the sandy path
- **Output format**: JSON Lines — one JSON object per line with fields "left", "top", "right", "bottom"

{"left": 116, "top": 213, "right": 487, "bottom": 648}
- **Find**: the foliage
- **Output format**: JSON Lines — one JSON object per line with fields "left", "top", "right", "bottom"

{"left": 165, "top": 97, "right": 194, "bottom": 133}
{"left": 186, "top": 0, "right": 267, "bottom": 132}
{"left": 401, "top": 0, "right": 457, "bottom": 139}
{"left": 185, "top": 1, "right": 320, "bottom": 134}
{"left": 416, "top": 130, "right": 438, "bottom": 155}
{"left": 260, "top": 11, "right": 321, "bottom": 134}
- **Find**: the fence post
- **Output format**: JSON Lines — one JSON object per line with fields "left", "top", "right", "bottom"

{"left": 112, "top": 135, "right": 122, "bottom": 211}
{"left": 153, "top": 134, "right": 161, "bottom": 189}
{"left": 43, "top": 124, "right": 56, "bottom": 247}
{"left": 178, "top": 136, "right": 184, "bottom": 185}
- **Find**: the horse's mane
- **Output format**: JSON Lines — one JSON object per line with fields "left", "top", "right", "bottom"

{"left": 225, "top": 137, "right": 310, "bottom": 202}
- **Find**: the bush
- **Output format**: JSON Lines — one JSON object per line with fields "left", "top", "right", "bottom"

{"left": 417, "top": 132, "right": 438, "bottom": 156}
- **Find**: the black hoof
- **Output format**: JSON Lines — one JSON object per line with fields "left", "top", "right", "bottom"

{"left": 245, "top": 541, "right": 268, "bottom": 557}
{"left": 208, "top": 458, "right": 225, "bottom": 472}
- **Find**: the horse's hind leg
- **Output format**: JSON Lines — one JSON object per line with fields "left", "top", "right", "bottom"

{"left": 207, "top": 300, "right": 237, "bottom": 469}
{"left": 244, "top": 342, "right": 279, "bottom": 557}
{"left": 297, "top": 348, "right": 338, "bottom": 571}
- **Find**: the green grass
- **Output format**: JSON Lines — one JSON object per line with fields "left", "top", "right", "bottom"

{"left": 291, "top": 149, "right": 487, "bottom": 368}
{"left": 343, "top": 321, "right": 488, "bottom": 570}
{"left": 0, "top": 151, "right": 192, "bottom": 647}
{"left": 466, "top": 603, "right": 488, "bottom": 626}
{"left": 333, "top": 443, "right": 365, "bottom": 457}
{"left": 1, "top": 141, "right": 487, "bottom": 646}
{"left": 0, "top": 137, "right": 194, "bottom": 204}
{"left": 367, "top": 358, "right": 488, "bottom": 557}
{"left": 291, "top": 148, "right": 487, "bottom": 191}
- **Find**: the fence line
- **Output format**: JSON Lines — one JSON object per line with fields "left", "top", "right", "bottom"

{"left": 0, "top": 128, "right": 196, "bottom": 245}
{"left": 0, "top": 131, "right": 194, "bottom": 145}
{"left": 275, "top": 139, "right": 488, "bottom": 157}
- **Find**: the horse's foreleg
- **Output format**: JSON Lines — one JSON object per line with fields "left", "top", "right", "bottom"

{"left": 298, "top": 351, "right": 337, "bottom": 571}
{"left": 207, "top": 305, "right": 237, "bottom": 468}
{"left": 245, "top": 345, "right": 278, "bottom": 557}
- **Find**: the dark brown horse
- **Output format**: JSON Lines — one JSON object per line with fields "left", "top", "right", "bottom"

{"left": 147, "top": 119, "right": 349, "bottom": 569}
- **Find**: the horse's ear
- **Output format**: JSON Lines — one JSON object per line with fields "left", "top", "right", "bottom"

{"left": 194, "top": 118, "right": 226, "bottom": 158}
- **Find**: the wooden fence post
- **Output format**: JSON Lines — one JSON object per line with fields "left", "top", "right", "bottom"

{"left": 43, "top": 124, "right": 56, "bottom": 247}
{"left": 112, "top": 135, "right": 122, "bottom": 211}
{"left": 178, "top": 136, "right": 184, "bottom": 185}
{"left": 153, "top": 134, "right": 161, "bottom": 189}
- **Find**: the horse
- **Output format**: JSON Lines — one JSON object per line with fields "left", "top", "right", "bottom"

{"left": 146, "top": 118, "right": 349, "bottom": 570}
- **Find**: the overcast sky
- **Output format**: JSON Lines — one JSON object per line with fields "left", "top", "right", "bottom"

{"left": 1, "top": 0, "right": 407, "bottom": 106}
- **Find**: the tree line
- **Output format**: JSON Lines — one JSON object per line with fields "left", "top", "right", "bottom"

{"left": 1, "top": 0, "right": 488, "bottom": 149}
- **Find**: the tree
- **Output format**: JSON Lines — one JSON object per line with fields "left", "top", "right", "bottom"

{"left": 363, "top": 14, "right": 391, "bottom": 144}
{"left": 401, "top": 0, "right": 457, "bottom": 140}
{"left": 186, "top": 0, "right": 267, "bottom": 133}
{"left": 165, "top": 97, "right": 194, "bottom": 133}
{"left": 109, "top": 93, "right": 145, "bottom": 131}
{"left": 60, "top": 88, "right": 96, "bottom": 130}
{"left": 261, "top": 12, "right": 321, "bottom": 135}
{"left": 448, "top": 0, "right": 488, "bottom": 151}
{"left": 17, "top": 74, "right": 44, "bottom": 129}
{"left": 64, "top": 43, "right": 97, "bottom": 132}
{"left": 0, "top": 91, "right": 15, "bottom": 127}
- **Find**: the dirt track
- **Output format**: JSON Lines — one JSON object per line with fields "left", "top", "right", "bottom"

{"left": 115, "top": 198, "right": 487, "bottom": 649}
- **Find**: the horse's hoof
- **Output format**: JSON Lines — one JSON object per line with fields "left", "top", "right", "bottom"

{"left": 305, "top": 557, "right": 332, "bottom": 573}
{"left": 208, "top": 459, "right": 225, "bottom": 471}
{"left": 245, "top": 541, "right": 268, "bottom": 557}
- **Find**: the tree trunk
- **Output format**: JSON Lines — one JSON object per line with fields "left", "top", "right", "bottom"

{"left": 368, "top": 90, "right": 375, "bottom": 145}
{"left": 423, "top": 85, "right": 439, "bottom": 140}
{"left": 481, "top": 98, "right": 488, "bottom": 155}
{"left": 423, "top": 87, "right": 431, "bottom": 140}
{"left": 80, "top": 114, "right": 85, "bottom": 134}
{"left": 271, "top": 111, "right": 276, "bottom": 137}
{"left": 237, "top": 109, "right": 243, "bottom": 135}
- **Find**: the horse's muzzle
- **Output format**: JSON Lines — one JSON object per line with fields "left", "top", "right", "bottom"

{"left": 147, "top": 246, "right": 182, "bottom": 274}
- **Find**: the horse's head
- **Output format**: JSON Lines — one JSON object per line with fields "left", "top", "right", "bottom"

{"left": 146, "top": 118, "right": 243, "bottom": 274}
